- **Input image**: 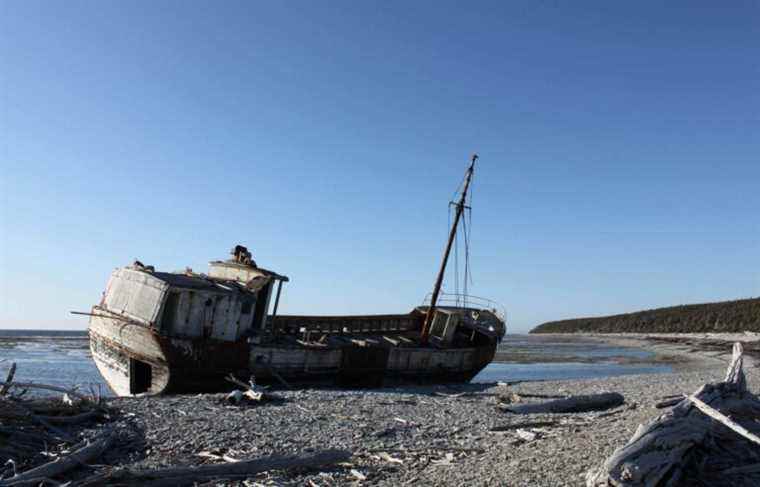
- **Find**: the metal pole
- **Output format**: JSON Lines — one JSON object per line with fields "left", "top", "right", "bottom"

{"left": 270, "top": 279, "right": 284, "bottom": 338}
{"left": 420, "top": 154, "right": 477, "bottom": 343}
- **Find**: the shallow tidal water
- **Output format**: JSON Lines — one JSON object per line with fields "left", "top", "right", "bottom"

{"left": 474, "top": 334, "right": 670, "bottom": 382}
{"left": 0, "top": 330, "right": 671, "bottom": 392}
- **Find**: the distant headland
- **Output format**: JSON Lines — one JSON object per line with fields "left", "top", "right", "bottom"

{"left": 531, "top": 297, "right": 760, "bottom": 334}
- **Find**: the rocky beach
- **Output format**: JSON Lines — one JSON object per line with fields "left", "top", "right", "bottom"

{"left": 4, "top": 333, "right": 754, "bottom": 486}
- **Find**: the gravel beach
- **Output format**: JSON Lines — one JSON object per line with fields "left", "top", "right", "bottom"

{"left": 80, "top": 336, "right": 753, "bottom": 486}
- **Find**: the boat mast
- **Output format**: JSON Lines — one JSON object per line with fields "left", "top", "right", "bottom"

{"left": 420, "top": 153, "right": 477, "bottom": 343}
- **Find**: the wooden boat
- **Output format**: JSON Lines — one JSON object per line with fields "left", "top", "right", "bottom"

{"left": 84, "top": 155, "right": 506, "bottom": 395}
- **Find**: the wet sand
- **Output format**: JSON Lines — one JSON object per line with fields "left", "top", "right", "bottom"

{"left": 577, "top": 332, "right": 760, "bottom": 371}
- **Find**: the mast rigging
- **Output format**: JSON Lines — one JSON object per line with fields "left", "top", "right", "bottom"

{"left": 420, "top": 153, "right": 478, "bottom": 343}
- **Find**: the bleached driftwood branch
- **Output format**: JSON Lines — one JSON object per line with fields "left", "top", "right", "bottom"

{"left": 0, "top": 363, "right": 109, "bottom": 481}
{"left": 0, "top": 432, "right": 114, "bottom": 486}
{"left": 685, "top": 393, "right": 760, "bottom": 447}
{"left": 489, "top": 420, "right": 558, "bottom": 432}
{"left": 2, "top": 382, "right": 94, "bottom": 404}
{"left": 0, "top": 363, "right": 17, "bottom": 396}
{"left": 586, "top": 342, "right": 760, "bottom": 487}
{"left": 724, "top": 341, "right": 746, "bottom": 388}
{"left": 77, "top": 449, "right": 351, "bottom": 486}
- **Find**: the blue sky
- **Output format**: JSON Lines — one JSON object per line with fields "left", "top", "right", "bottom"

{"left": 1, "top": 1, "right": 758, "bottom": 332}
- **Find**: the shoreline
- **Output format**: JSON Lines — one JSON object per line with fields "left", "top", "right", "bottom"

{"left": 5, "top": 334, "right": 753, "bottom": 485}
{"left": 493, "top": 332, "right": 714, "bottom": 374}
{"left": 545, "top": 332, "right": 760, "bottom": 372}
{"left": 96, "top": 338, "right": 746, "bottom": 485}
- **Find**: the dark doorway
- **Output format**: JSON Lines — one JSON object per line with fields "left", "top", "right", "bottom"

{"left": 339, "top": 346, "right": 390, "bottom": 387}
{"left": 130, "top": 358, "right": 152, "bottom": 394}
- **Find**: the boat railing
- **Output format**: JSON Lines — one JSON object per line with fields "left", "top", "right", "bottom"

{"left": 420, "top": 292, "right": 507, "bottom": 323}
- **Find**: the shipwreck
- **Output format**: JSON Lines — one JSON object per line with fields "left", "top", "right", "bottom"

{"left": 83, "top": 155, "right": 506, "bottom": 395}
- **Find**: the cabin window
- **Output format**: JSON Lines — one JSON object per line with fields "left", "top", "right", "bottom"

{"left": 130, "top": 359, "right": 152, "bottom": 394}
{"left": 430, "top": 313, "right": 447, "bottom": 338}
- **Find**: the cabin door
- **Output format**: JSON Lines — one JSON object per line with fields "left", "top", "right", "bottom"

{"left": 130, "top": 358, "right": 152, "bottom": 394}
{"left": 339, "top": 346, "right": 390, "bottom": 387}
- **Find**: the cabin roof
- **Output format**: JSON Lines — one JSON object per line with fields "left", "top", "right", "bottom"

{"left": 150, "top": 270, "right": 275, "bottom": 293}
{"left": 150, "top": 272, "right": 239, "bottom": 291}
{"left": 122, "top": 257, "right": 288, "bottom": 294}
{"left": 208, "top": 260, "right": 289, "bottom": 282}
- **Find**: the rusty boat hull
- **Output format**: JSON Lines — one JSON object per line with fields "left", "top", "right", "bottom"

{"left": 89, "top": 309, "right": 500, "bottom": 395}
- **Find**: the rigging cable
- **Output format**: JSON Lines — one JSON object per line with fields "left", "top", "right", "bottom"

{"left": 462, "top": 176, "right": 473, "bottom": 308}
{"left": 451, "top": 200, "right": 460, "bottom": 306}
{"left": 457, "top": 207, "right": 470, "bottom": 308}
{"left": 446, "top": 168, "right": 474, "bottom": 310}
{"left": 467, "top": 174, "right": 474, "bottom": 288}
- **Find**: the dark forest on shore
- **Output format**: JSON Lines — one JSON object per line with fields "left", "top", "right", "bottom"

{"left": 532, "top": 297, "right": 760, "bottom": 334}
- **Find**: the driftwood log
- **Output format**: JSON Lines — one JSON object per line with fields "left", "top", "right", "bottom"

{"left": 0, "top": 363, "right": 108, "bottom": 482}
{"left": 77, "top": 449, "right": 352, "bottom": 486}
{"left": 502, "top": 392, "right": 624, "bottom": 414}
{"left": 2, "top": 382, "right": 93, "bottom": 402}
{"left": 0, "top": 432, "right": 114, "bottom": 486}
{"left": 587, "top": 342, "right": 760, "bottom": 487}
{"left": 654, "top": 397, "right": 682, "bottom": 409}
{"left": 37, "top": 409, "right": 102, "bottom": 425}
{"left": 490, "top": 420, "right": 558, "bottom": 432}
{"left": 0, "top": 363, "right": 16, "bottom": 396}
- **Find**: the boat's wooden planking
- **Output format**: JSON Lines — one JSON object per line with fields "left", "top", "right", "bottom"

{"left": 161, "top": 289, "right": 251, "bottom": 341}
{"left": 249, "top": 344, "right": 484, "bottom": 382}
{"left": 102, "top": 268, "right": 169, "bottom": 326}
{"left": 89, "top": 314, "right": 170, "bottom": 396}
{"left": 251, "top": 347, "right": 343, "bottom": 378}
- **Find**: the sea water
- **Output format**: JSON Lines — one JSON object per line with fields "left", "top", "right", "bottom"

{"left": 0, "top": 330, "right": 98, "bottom": 390}
{"left": 474, "top": 334, "right": 670, "bottom": 382}
{"left": 0, "top": 330, "right": 671, "bottom": 392}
